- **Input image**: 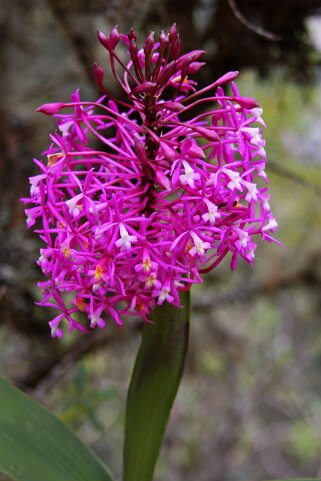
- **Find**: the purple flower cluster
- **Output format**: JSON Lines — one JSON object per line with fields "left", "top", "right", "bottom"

{"left": 23, "top": 24, "right": 277, "bottom": 337}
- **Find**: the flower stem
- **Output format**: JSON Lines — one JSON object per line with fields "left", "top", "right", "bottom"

{"left": 123, "top": 290, "right": 190, "bottom": 481}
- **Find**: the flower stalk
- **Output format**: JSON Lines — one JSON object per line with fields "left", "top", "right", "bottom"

{"left": 123, "top": 290, "right": 190, "bottom": 481}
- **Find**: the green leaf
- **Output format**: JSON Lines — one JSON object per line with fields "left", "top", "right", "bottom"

{"left": 123, "top": 290, "right": 190, "bottom": 481}
{"left": 0, "top": 377, "right": 114, "bottom": 481}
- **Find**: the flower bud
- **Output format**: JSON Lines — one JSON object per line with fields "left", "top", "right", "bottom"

{"left": 97, "top": 30, "right": 111, "bottom": 50}
{"left": 175, "top": 50, "right": 205, "bottom": 71}
{"left": 109, "top": 25, "right": 120, "bottom": 49}
{"left": 159, "top": 30, "right": 169, "bottom": 48}
{"left": 236, "top": 96, "right": 259, "bottom": 109}
{"left": 155, "top": 169, "right": 171, "bottom": 191}
{"left": 131, "top": 82, "right": 157, "bottom": 96}
{"left": 129, "top": 39, "right": 138, "bottom": 58}
{"left": 134, "top": 135, "right": 148, "bottom": 163}
{"left": 36, "top": 102, "right": 64, "bottom": 115}
{"left": 156, "top": 61, "right": 176, "bottom": 87}
{"left": 169, "top": 23, "right": 177, "bottom": 41}
{"left": 171, "top": 34, "right": 181, "bottom": 59}
{"left": 93, "top": 63, "right": 106, "bottom": 92}
{"left": 128, "top": 28, "right": 137, "bottom": 43}
{"left": 156, "top": 101, "right": 184, "bottom": 112}
{"left": 192, "top": 126, "right": 220, "bottom": 141}
{"left": 144, "top": 31, "right": 155, "bottom": 56}
{"left": 188, "top": 62, "right": 206, "bottom": 74}
{"left": 160, "top": 142, "right": 177, "bottom": 161}
{"left": 213, "top": 71, "right": 239, "bottom": 87}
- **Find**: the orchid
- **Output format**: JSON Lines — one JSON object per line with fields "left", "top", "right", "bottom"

{"left": 2, "top": 23, "right": 286, "bottom": 481}
{"left": 22, "top": 24, "right": 277, "bottom": 337}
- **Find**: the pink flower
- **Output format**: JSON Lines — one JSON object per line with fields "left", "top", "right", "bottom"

{"left": 23, "top": 24, "right": 278, "bottom": 336}
{"left": 152, "top": 280, "right": 174, "bottom": 305}
{"left": 115, "top": 223, "right": 138, "bottom": 251}
{"left": 189, "top": 232, "right": 211, "bottom": 257}
{"left": 179, "top": 161, "right": 200, "bottom": 188}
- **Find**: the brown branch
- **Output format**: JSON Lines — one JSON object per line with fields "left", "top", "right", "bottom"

{"left": 227, "top": 0, "right": 282, "bottom": 41}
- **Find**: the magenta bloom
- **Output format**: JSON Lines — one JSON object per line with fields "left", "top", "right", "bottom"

{"left": 23, "top": 25, "right": 277, "bottom": 337}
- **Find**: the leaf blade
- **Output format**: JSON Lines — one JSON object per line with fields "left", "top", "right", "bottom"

{"left": 123, "top": 290, "right": 190, "bottom": 481}
{"left": 0, "top": 377, "right": 114, "bottom": 481}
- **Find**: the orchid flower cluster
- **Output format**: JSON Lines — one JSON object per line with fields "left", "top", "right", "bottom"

{"left": 23, "top": 24, "right": 277, "bottom": 337}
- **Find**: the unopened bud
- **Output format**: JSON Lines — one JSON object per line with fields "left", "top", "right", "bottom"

{"left": 93, "top": 63, "right": 106, "bottom": 92}
{"left": 156, "top": 61, "right": 176, "bottom": 87}
{"left": 134, "top": 135, "right": 148, "bottom": 163}
{"left": 159, "top": 30, "right": 169, "bottom": 48}
{"left": 144, "top": 31, "right": 155, "bottom": 56}
{"left": 169, "top": 23, "right": 177, "bottom": 41}
{"left": 175, "top": 50, "right": 205, "bottom": 71}
{"left": 131, "top": 82, "right": 157, "bottom": 96}
{"left": 128, "top": 28, "right": 137, "bottom": 43}
{"left": 213, "top": 71, "right": 239, "bottom": 88}
{"left": 36, "top": 102, "right": 64, "bottom": 115}
{"left": 160, "top": 142, "right": 177, "bottom": 161}
{"left": 193, "top": 126, "right": 220, "bottom": 141}
{"left": 109, "top": 25, "right": 120, "bottom": 49}
{"left": 97, "top": 30, "right": 111, "bottom": 50}
{"left": 171, "top": 34, "right": 181, "bottom": 59}
{"left": 155, "top": 169, "right": 171, "bottom": 191}
{"left": 235, "top": 97, "right": 259, "bottom": 109}
{"left": 156, "top": 101, "right": 184, "bottom": 112}
{"left": 188, "top": 62, "right": 206, "bottom": 74}
{"left": 129, "top": 39, "right": 138, "bottom": 57}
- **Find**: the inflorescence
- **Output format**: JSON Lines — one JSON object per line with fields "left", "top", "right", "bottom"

{"left": 23, "top": 24, "right": 277, "bottom": 337}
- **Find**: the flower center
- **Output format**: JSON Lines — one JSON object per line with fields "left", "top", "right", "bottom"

{"left": 94, "top": 265, "right": 104, "bottom": 281}
{"left": 142, "top": 258, "right": 152, "bottom": 272}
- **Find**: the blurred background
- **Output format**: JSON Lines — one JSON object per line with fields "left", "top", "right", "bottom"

{"left": 1, "top": 0, "right": 321, "bottom": 480}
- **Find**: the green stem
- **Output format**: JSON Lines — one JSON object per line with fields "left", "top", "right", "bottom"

{"left": 123, "top": 290, "right": 190, "bottom": 481}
